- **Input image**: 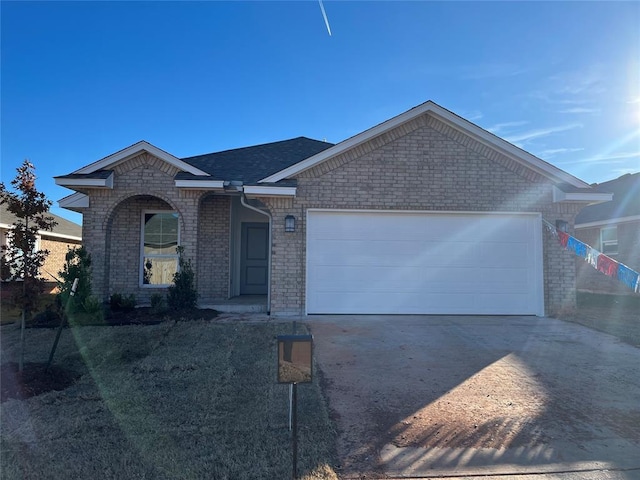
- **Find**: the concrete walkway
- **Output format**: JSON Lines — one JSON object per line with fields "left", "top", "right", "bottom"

{"left": 306, "top": 315, "right": 640, "bottom": 479}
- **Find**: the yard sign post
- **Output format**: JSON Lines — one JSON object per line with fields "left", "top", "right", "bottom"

{"left": 277, "top": 334, "right": 313, "bottom": 480}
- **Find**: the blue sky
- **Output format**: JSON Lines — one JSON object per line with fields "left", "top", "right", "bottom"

{"left": 2, "top": 1, "right": 639, "bottom": 225}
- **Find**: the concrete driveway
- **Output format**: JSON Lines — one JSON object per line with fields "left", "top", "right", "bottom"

{"left": 306, "top": 315, "right": 640, "bottom": 479}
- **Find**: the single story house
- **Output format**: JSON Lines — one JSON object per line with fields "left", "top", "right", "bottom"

{"left": 574, "top": 172, "right": 640, "bottom": 294}
{"left": 55, "top": 101, "right": 611, "bottom": 316}
{"left": 1, "top": 204, "right": 82, "bottom": 284}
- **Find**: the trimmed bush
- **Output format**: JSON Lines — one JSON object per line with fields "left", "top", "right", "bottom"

{"left": 167, "top": 247, "right": 198, "bottom": 310}
{"left": 110, "top": 293, "right": 136, "bottom": 312}
{"left": 150, "top": 293, "right": 168, "bottom": 315}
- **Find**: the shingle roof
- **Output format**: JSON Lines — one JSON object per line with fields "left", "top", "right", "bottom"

{"left": 179, "top": 137, "right": 334, "bottom": 184}
{"left": 54, "top": 170, "right": 113, "bottom": 181}
{"left": 0, "top": 204, "right": 82, "bottom": 239}
{"left": 575, "top": 172, "right": 640, "bottom": 225}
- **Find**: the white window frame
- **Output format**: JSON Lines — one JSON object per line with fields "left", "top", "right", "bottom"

{"left": 600, "top": 225, "right": 618, "bottom": 256}
{"left": 140, "top": 210, "right": 180, "bottom": 288}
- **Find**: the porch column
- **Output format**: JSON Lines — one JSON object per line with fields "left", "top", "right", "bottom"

{"left": 177, "top": 191, "right": 200, "bottom": 287}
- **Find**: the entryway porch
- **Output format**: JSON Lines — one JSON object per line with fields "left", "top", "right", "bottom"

{"left": 201, "top": 295, "right": 268, "bottom": 313}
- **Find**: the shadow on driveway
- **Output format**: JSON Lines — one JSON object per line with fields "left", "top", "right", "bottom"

{"left": 307, "top": 315, "right": 640, "bottom": 478}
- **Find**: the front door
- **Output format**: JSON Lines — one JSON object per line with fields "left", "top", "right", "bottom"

{"left": 240, "top": 222, "right": 269, "bottom": 295}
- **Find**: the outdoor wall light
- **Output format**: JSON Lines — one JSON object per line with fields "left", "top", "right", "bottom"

{"left": 285, "top": 215, "right": 296, "bottom": 232}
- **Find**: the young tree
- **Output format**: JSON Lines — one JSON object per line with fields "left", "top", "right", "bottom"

{"left": 57, "top": 246, "right": 93, "bottom": 314}
{"left": 0, "top": 160, "right": 57, "bottom": 371}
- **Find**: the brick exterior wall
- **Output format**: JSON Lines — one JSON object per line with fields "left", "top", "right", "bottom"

{"left": 262, "top": 113, "right": 583, "bottom": 316}
{"left": 1, "top": 227, "right": 80, "bottom": 283}
{"left": 40, "top": 236, "right": 82, "bottom": 282}
{"left": 198, "top": 195, "right": 231, "bottom": 303}
{"left": 76, "top": 152, "right": 226, "bottom": 305}
{"left": 575, "top": 220, "right": 640, "bottom": 294}
{"left": 73, "top": 112, "right": 586, "bottom": 315}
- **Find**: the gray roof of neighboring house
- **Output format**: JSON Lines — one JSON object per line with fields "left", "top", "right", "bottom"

{"left": 178, "top": 136, "right": 334, "bottom": 184}
{"left": 0, "top": 204, "right": 82, "bottom": 239}
{"left": 575, "top": 172, "right": 640, "bottom": 225}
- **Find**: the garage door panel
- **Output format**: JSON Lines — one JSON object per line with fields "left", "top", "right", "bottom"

{"left": 306, "top": 211, "right": 543, "bottom": 315}
{"left": 309, "top": 291, "right": 471, "bottom": 314}
{"left": 312, "top": 265, "right": 423, "bottom": 291}
{"left": 310, "top": 240, "right": 429, "bottom": 265}
{"left": 313, "top": 240, "right": 482, "bottom": 268}
{"left": 476, "top": 242, "right": 531, "bottom": 267}
{"left": 308, "top": 291, "right": 533, "bottom": 315}
{"left": 312, "top": 270, "right": 530, "bottom": 296}
{"left": 313, "top": 264, "right": 533, "bottom": 289}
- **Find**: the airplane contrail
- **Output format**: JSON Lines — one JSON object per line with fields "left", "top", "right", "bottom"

{"left": 318, "top": 0, "right": 332, "bottom": 36}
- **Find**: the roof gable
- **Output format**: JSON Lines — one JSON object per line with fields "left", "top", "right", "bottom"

{"left": 259, "top": 100, "right": 591, "bottom": 189}
{"left": 73, "top": 141, "right": 210, "bottom": 177}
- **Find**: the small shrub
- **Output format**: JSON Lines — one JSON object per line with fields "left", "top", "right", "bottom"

{"left": 68, "top": 296, "right": 105, "bottom": 326}
{"left": 30, "top": 304, "right": 62, "bottom": 327}
{"left": 110, "top": 293, "right": 136, "bottom": 312}
{"left": 167, "top": 247, "right": 198, "bottom": 311}
{"left": 150, "top": 293, "right": 168, "bottom": 315}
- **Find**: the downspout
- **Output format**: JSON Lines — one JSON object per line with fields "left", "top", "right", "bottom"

{"left": 240, "top": 193, "right": 272, "bottom": 315}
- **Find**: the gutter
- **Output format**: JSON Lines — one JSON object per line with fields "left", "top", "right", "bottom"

{"left": 240, "top": 193, "right": 272, "bottom": 315}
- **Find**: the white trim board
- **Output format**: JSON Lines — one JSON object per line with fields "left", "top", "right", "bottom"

{"left": 576, "top": 215, "right": 640, "bottom": 229}
{"left": 55, "top": 172, "right": 114, "bottom": 189}
{"left": 59, "top": 193, "right": 89, "bottom": 209}
{"left": 0, "top": 223, "right": 81, "bottom": 242}
{"left": 553, "top": 187, "right": 612, "bottom": 205}
{"left": 174, "top": 179, "right": 225, "bottom": 189}
{"left": 243, "top": 186, "right": 296, "bottom": 197}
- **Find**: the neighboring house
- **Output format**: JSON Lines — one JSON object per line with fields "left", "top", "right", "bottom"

{"left": 574, "top": 172, "right": 640, "bottom": 294}
{"left": 0, "top": 204, "right": 82, "bottom": 283}
{"left": 54, "top": 101, "right": 610, "bottom": 316}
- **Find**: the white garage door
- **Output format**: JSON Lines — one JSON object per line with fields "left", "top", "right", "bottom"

{"left": 306, "top": 210, "right": 543, "bottom": 315}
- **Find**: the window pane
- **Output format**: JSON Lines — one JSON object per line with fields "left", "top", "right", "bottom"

{"left": 144, "top": 213, "right": 178, "bottom": 255}
{"left": 601, "top": 227, "right": 617, "bottom": 242}
{"left": 143, "top": 257, "right": 177, "bottom": 285}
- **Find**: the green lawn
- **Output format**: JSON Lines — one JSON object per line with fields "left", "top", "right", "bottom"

{"left": 1, "top": 320, "right": 338, "bottom": 479}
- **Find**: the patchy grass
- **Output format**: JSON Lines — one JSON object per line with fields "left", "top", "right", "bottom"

{"left": 1, "top": 320, "right": 338, "bottom": 479}
{"left": 561, "top": 292, "right": 640, "bottom": 347}
{"left": 577, "top": 291, "right": 640, "bottom": 310}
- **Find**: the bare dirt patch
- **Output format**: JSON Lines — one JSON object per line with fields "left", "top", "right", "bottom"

{"left": 388, "top": 361, "right": 549, "bottom": 450}
{"left": 28, "top": 306, "right": 219, "bottom": 328}
{"left": 1, "top": 362, "right": 80, "bottom": 402}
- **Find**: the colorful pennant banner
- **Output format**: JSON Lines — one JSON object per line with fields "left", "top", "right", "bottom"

{"left": 543, "top": 220, "right": 639, "bottom": 293}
